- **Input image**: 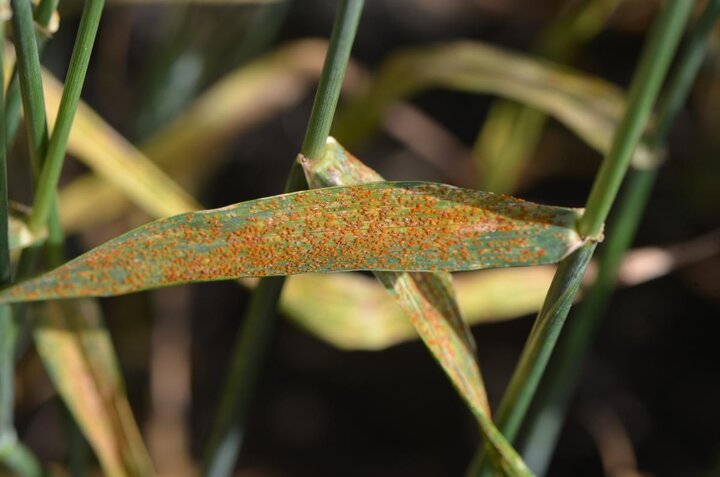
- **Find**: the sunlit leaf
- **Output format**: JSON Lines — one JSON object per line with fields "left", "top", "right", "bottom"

{"left": 58, "top": 40, "right": 329, "bottom": 232}
{"left": 42, "top": 70, "right": 201, "bottom": 224}
{"left": 1, "top": 181, "right": 583, "bottom": 303}
{"left": 278, "top": 267, "right": 556, "bottom": 350}
{"left": 303, "top": 138, "right": 490, "bottom": 420}
{"left": 32, "top": 299, "right": 154, "bottom": 477}
{"left": 333, "top": 41, "right": 656, "bottom": 166}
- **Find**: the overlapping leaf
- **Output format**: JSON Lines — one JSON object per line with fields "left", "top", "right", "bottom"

{"left": 43, "top": 72, "right": 548, "bottom": 349}
{"left": 32, "top": 299, "right": 153, "bottom": 477}
{"left": 333, "top": 41, "right": 656, "bottom": 166}
{"left": 1, "top": 181, "right": 583, "bottom": 303}
{"left": 302, "top": 138, "right": 490, "bottom": 420}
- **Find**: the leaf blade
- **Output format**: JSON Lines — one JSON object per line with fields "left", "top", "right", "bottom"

{"left": 32, "top": 299, "right": 154, "bottom": 477}
{"left": 1, "top": 182, "right": 582, "bottom": 303}
{"left": 302, "top": 139, "right": 487, "bottom": 408}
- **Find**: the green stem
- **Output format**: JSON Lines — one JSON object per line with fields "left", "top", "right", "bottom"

{"left": 578, "top": 0, "right": 695, "bottom": 238}
{"left": 467, "top": 1, "right": 694, "bottom": 475}
{"left": 29, "top": 0, "right": 106, "bottom": 232}
{"left": 201, "top": 3, "right": 364, "bottom": 476}
{"left": 11, "top": 0, "right": 49, "bottom": 173}
{"left": 5, "top": 0, "right": 59, "bottom": 144}
{"left": 11, "top": 0, "right": 66, "bottom": 279}
{"left": 519, "top": 1, "right": 720, "bottom": 473}
{"left": 0, "top": 8, "right": 42, "bottom": 475}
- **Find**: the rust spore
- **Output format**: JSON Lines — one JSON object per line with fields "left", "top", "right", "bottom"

{"left": 1, "top": 181, "right": 582, "bottom": 302}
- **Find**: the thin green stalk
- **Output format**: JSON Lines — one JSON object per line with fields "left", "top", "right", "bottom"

{"left": 11, "top": 0, "right": 65, "bottom": 280}
{"left": 0, "top": 438, "right": 43, "bottom": 477}
{"left": 29, "top": 0, "right": 106, "bottom": 232}
{"left": 11, "top": 0, "right": 49, "bottom": 172}
{"left": 0, "top": 10, "right": 42, "bottom": 475}
{"left": 5, "top": 0, "right": 60, "bottom": 143}
{"left": 520, "top": 1, "right": 720, "bottom": 473}
{"left": 201, "top": 3, "right": 364, "bottom": 476}
{"left": 467, "top": 2, "right": 694, "bottom": 475}
{"left": 577, "top": 0, "right": 695, "bottom": 238}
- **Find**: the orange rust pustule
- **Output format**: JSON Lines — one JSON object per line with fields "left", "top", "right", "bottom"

{"left": 1, "top": 182, "right": 582, "bottom": 302}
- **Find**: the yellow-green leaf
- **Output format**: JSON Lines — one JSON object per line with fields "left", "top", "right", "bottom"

{"left": 1, "top": 181, "right": 583, "bottom": 303}
{"left": 42, "top": 70, "right": 201, "bottom": 223}
{"left": 333, "top": 41, "right": 656, "bottom": 166}
{"left": 32, "top": 299, "right": 153, "bottom": 477}
{"left": 58, "top": 40, "right": 328, "bottom": 233}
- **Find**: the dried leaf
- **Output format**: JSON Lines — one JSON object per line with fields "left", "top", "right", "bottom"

{"left": 1, "top": 181, "right": 583, "bottom": 303}
{"left": 32, "top": 299, "right": 153, "bottom": 477}
{"left": 281, "top": 267, "right": 556, "bottom": 350}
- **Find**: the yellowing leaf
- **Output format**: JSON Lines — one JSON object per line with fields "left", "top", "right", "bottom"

{"left": 334, "top": 41, "right": 656, "bottom": 166}
{"left": 2, "top": 181, "right": 583, "bottom": 303}
{"left": 42, "top": 70, "right": 201, "bottom": 223}
{"left": 58, "top": 40, "right": 329, "bottom": 233}
{"left": 32, "top": 299, "right": 153, "bottom": 477}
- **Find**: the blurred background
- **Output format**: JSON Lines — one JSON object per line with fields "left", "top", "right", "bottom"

{"left": 7, "top": 0, "right": 720, "bottom": 475}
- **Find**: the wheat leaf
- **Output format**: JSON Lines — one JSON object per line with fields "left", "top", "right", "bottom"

{"left": 1, "top": 181, "right": 582, "bottom": 303}
{"left": 32, "top": 299, "right": 154, "bottom": 477}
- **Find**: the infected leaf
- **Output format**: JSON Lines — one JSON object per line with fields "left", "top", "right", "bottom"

{"left": 1, "top": 181, "right": 583, "bottom": 303}
{"left": 303, "top": 138, "right": 489, "bottom": 406}
{"left": 302, "top": 138, "right": 510, "bottom": 469}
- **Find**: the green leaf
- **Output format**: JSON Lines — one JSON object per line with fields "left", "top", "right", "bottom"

{"left": 333, "top": 41, "right": 656, "bottom": 167}
{"left": 1, "top": 181, "right": 582, "bottom": 303}
{"left": 32, "top": 298, "right": 153, "bottom": 477}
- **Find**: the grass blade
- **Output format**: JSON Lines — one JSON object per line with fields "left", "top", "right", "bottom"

{"left": 32, "top": 299, "right": 154, "bottom": 477}
{"left": 334, "top": 41, "right": 656, "bottom": 167}
{"left": 1, "top": 181, "right": 583, "bottom": 303}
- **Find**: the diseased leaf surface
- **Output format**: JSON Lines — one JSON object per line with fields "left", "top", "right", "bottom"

{"left": 1, "top": 182, "right": 582, "bottom": 303}
{"left": 303, "top": 138, "right": 489, "bottom": 414}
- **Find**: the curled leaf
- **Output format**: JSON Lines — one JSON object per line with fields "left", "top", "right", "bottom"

{"left": 1, "top": 182, "right": 582, "bottom": 303}
{"left": 334, "top": 41, "right": 655, "bottom": 166}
